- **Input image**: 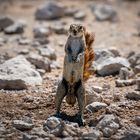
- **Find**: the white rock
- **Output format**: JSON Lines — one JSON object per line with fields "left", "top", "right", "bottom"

{"left": 136, "top": 78, "right": 140, "bottom": 91}
{"left": 134, "top": 65, "right": 140, "bottom": 74}
{"left": 50, "top": 22, "right": 67, "bottom": 34}
{"left": 92, "top": 86, "right": 103, "bottom": 93}
{"left": 0, "top": 55, "right": 42, "bottom": 90}
{"left": 135, "top": 116, "right": 140, "bottom": 126}
{"left": 33, "top": 26, "right": 51, "bottom": 38}
{"left": 38, "top": 45, "right": 56, "bottom": 60}
{"left": 126, "top": 91, "right": 140, "bottom": 100}
{"left": 86, "top": 102, "right": 107, "bottom": 113}
{"left": 43, "top": 117, "right": 61, "bottom": 130}
{"left": 94, "top": 48, "right": 115, "bottom": 62}
{"left": 96, "top": 57, "right": 130, "bottom": 76}
{"left": 35, "top": 2, "right": 65, "bottom": 20}
{"left": 97, "top": 114, "right": 120, "bottom": 137}
{"left": 91, "top": 4, "right": 117, "bottom": 21}
{"left": 27, "top": 53, "right": 51, "bottom": 72}
{"left": 0, "top": 16, "right": 14, "bottom": 30}
{"left": 74, "top": 10, "right": 86, "bottom": 20}
{"left": 108, "top": 47, "right": 120, "bottom": 57}
{"left": 12, "top": 120, "right": 34, "bottom": 131}
{"left": 86, "top": 87, "right": 103, "bottom": 104}
{"left": 115, "top": 79, "right": 136, "bottom": 87}
{"left": 119, "top": 67, "right": 134, "bottom": 80}
{"left": 64, "top": 7, "right": 78, "bottom": 16}
{"left": 50, "top": 61, "right": 61, "bottom": 69}
{"left": 82, "top": 128, "right": 102, "bottom": 140}
{"left": 4, "top": 22, "right": 24, "bottom": 34}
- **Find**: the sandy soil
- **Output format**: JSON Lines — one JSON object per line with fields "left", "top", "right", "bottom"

{"left": 0, "top": 0, "right": 140, "bottom": 139}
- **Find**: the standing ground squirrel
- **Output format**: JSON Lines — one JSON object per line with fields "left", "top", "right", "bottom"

{"left": 55, "top": 24, "right": 95, "bottom": 124}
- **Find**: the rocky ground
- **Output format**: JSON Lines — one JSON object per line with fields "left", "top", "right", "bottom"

{"left": 0, "top": 0, "right": 140, "bottom": 140}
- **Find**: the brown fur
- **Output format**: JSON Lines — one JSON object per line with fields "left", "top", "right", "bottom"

{"left": 84, "top": 31, "right": 95, "bottom": 81}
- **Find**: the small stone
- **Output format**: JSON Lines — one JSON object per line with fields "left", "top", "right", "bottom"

{"left": 12, "top": 120, "right": 34, "bottom": 131}
{"left": 91, "top": 4, "right": 117, "bottom": 22}
{"left": 113, "top": 92, "right": 121, "bottom": 101}
{"left": 31, "top": 127, "right": 49, "bottom": 138}
{"left": 134, "top": 65, "right": 140, "bottom": 74}
{"left": 64, "top": 7, "right": 78, "bottom": 16}
{"left": 108, "top": 47, "right": 120, "bottom": 57}
{"left": 115, "top": 79, "right": 136, "bottom": 87}
{"left": 119, "top": 129, "right": 140, "bottom": 140}
{"left": 27, "top": 53, "right": 51, "bottom": 72}
{"left": 128, "top": 53, "right": 140, "bottom": 67}
{"left": 86, "top": 89, "right": 102, "bottom": 105}
{"left": 102, "top": 83, "right": 110, "bottom": 91}
{"left": 18, "top": 38, "right": 31, "bottom": 45}
{"left": 43, "top": 117, "right": 61, "bottom": 131}
{"left": 92, "top": 86, "right": 103, "bottom": 93}
{"left": 37, "top": 45, "right": 57, "bottom": 60}
{"left": 4, "top": 22, "right": 24, "bottom": 34}
{"left": 0, "top": 123, "right": 6, "bottom": 136}
{"left": 74, "top": 10, "right": 86, "bottom": 20}
{"left": 0, "top": 16, "right": 14, "bottom": 30}
{"left": 19, "top": 49, "right": 29, "bottom": 55}
{"left": 126, "top": 91, "right": 140, "bottom": 100}
{"left": 50, "top": 22, "right": 67, "bottom": 34}
{"left": 22, "top": 134, "right": 38, "bottom": 140}
{"left": 33, "top": 26, "right": 51, "bottom": 38}
{"left": 0, "top": 37, "right": 7, "bottom": 47}
{"left": 94, "top": 48, "right": 115, "bottom": 61}
{"left": 34, "top": 38, "right": 49, "bottom": 45}
{"left": 35, "top": 2, "right": 65, "bottom": 20}
{"left": 37, "top": 69, "right": 46, "bottom": 76}
{"left": 135, "top": 116, "right": 140, "bottom": 126}
{"left": 86, "top": 102, "right": 107, "bottom": 113}
{"left": 82, "top": 128, "right": 102, "bottom": 140}
{"left": 136, "top": 78, "right": 140, "bottom": 91}
{"left": 97, "top": 114, "right": 120, "bottom": 137}
{"left": 96, "top": 57, "right": 130, "bottom": 76}
{"left": 50, "top": 61, "right": 61, "bottom": 69}
{"left": 119, "top": 67, "right": 134, "bottom": 80}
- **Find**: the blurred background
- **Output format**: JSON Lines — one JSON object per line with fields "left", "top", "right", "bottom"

{"left": 0, "top": 0, "right": 140, "bottom": 139}
{"left": 0, "top": 0, "right": 140, "bottom": 60}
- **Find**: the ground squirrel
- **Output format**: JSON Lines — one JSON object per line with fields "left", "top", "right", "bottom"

{"left": 55, "top": 24, "right": 95, "bottom": 124}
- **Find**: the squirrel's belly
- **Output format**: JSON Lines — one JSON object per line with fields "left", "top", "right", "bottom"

{"left": 63, "top": 55, "right": 84, "bottom": 84}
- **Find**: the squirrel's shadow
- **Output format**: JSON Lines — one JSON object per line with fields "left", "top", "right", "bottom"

{"left": 53, "top": 112, "right": 84, "bottom": 126}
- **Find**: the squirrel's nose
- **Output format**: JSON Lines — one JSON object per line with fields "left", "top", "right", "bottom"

{"left": 73, "top": 30, "right": 77, "bottom": 34}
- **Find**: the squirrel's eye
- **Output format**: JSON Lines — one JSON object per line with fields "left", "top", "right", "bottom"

{"left": 79, "top": 26, "right": 83, "bottom": 30}
{"left": 70, "top": 25, "right": 73, "bottom": 30}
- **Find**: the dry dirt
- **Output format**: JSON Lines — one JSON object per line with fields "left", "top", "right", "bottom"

{"left": 0, "top": 0, "right": 140, "bottom": 139}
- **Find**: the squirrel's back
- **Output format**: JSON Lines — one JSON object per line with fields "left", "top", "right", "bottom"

{"left": 83, "top": 32, "right": 95, "bottom": 81}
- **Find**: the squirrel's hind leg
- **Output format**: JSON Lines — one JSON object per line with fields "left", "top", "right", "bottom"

{"left": 55, "top": 79, "right": 67, "bottom": 115}
{"left": 76, "top": 81, "right": 85, "bottom": 125}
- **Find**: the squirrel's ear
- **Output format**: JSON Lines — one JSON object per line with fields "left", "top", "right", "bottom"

{"left": 70, "top": 24, "right": 73, "bottom": 30}
{"left": 83, "top": 26, "right": 86, "bottom": 32}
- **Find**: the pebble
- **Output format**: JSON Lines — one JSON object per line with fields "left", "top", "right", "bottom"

{"left": 126, "top": 91, "right": 140, "bottom": 100}
{"left": 135, "top": 116, "right": 140, "bottom": 126}
{"left": 92, "top": 86, "right": 103, "bottom": 93}
{"left": 74, "top": 10, "right": 86, "bottom": 20}
{"left": 115, "top": 79, "right": 136, "bottom": 87}
{"left": 4, "top": 22, "right": 24, "bottom": 34}
{"left": 12, "top": 120, "right": 34, "bottom": 131}
{"left": 86, "top": 102, "right": 107, "bottom": 113}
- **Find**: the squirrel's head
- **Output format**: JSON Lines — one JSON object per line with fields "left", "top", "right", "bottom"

{"left": 69, "top": 24, "right": 85, "bottom": 37}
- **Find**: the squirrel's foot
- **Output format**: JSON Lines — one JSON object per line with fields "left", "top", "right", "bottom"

{"left": 54, "top": 112, "right": 61, "bottom": 118}
{"left": 76, "top": 114, "right": 85, "bottom": 126}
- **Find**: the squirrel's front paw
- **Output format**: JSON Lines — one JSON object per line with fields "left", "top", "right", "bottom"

{"left": 76, "top": 57, "right": 80, "bottom": 63}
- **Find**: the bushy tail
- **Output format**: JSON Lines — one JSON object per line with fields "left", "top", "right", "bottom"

{"left": 83, "top": 32, "right": 95, "bottom": 81}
